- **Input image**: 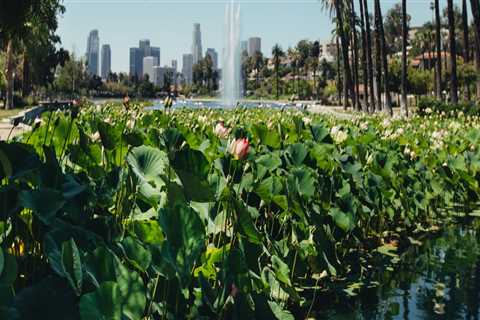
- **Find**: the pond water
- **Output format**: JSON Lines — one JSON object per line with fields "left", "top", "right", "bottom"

{"left": 313, "top": 221, "right": 480, "bottom": 319}
{"left": 144, "top": 99, "right": 293, "bottom": 110}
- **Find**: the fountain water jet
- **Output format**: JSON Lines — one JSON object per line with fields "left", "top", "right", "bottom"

{"left": 222, "top": 1, "right": 242, "bottom": 107}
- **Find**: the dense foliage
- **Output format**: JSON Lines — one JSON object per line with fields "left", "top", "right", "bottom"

{"left": 417, "top": 97, "right": 480, "bottom": 116}
{"left": 0, "top": 103, "right": 480, "bottom": 319}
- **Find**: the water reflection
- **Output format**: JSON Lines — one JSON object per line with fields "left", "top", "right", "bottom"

{"left": 314, "top": 221, "right": 480, "bottom": 319}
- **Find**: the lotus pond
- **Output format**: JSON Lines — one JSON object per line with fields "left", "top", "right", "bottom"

{"left": 0, "top": 102, "right": 480, "bottom": 319}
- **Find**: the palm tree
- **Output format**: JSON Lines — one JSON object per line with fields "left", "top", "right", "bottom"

{"left": 251, "top": 51, "right": 264, "bottom": 90}
{"left": 0, "top": 1, "right": 33, "bottom": 109}
{"left": 311, "top": 41, "right": 320, "bottom": 100}
{"left": 348, "top": 0, "right": 361, "bottom": 111}
{"left": 434, "top": 0, "right": 443, "bottom": 100}
{"left": 335, "top": 37, "right": 343, "bottom": 104}
{"left": 323, "top": 0, "right": 353, "bottom": 109}
{"left": 358, "top": 0, "right": 369, "bottom": 112}
{"left": 287, "top": 47, "right": 300, "bottom": 98}
{"left": 471, "top": 0, "right": 480, "bottom": 99}
{"left": 401, "top": 0, "right": 408, "bottom": 116}
{"left": 373, "top": 3, "right": 383, "bottom": 111}
{"left": 375, "top": 0, "right": 393, "bottom": 115}
{"left": 363, "top": 0, "right": 375, "bottom": 112}
{"left": 272, "top": 44, "right": 285, "bottom": 100}
{"left": 447, "top": 0, "right": 459, "bottom": 104}
{"left": 462, "top": 0, "right": 470, "bottom": 100}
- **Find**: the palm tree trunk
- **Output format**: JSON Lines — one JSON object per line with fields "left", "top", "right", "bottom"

{"left": 335, "top": 0, "right": 353, "bottom": 110}
{"left": 470, "top": 0, "right": 480, "bottom": 99}
{"left": 336, "top": 38, "right": 342, "bottom": 105}
{"left": 401, "top": 0, "right": 408, "bottom": 116}
{"left": 22, "top": 51, "right": 30, "bottom": 98}
{"left": 462, "top": 0, "right": 470, "bottom": 101}
{"left": 435, "top": 0, "right": 443, "bottom": 100}
{"left": 276, "top": 65, "right": 279, "bottom": 99}
{"left": 363, "top": 0, "right": 375, "bottom": 112}
{"left": 349, "top": 0, "right": 361, "bottom": 111}
{"left": 359, "top": 0, "right": 369, "bottom": 112}
{"left": 375, "top": 0, "right": 392, "bottom": 115}
{"left": 374, "top": 26, "right": 382, "bottom": 111}
{"left": 447, "top": 0, "right": 459, "bottom": 104}
{"left": 5, "top": 39, "right": 14, "bottom": 110}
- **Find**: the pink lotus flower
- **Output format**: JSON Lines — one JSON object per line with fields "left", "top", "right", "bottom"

{"left": 229, "top": 138, "right": 249, "bottom": 160}
{"left": 214, "top": 121, "right": 230, "bottom": 139}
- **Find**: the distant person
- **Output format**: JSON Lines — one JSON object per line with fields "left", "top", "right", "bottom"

{"left": 123, "top": 95, "right": 130, "bottom": 110}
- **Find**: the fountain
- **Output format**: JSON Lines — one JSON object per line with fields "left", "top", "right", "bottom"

{"left": 222, "top": 0, "right": 242, "bottom": 107}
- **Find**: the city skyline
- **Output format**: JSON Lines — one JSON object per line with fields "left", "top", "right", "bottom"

{"left": 61, "top": 1, "right": 471, "bottom": 74}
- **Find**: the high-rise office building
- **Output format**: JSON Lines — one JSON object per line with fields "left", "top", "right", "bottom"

{"left": 101, "top": 44, "right": 111, "bottom": 80}
{"left": 192, "top": 23, "right": 203, "bottom": 64}
{"left": 129, "top": 47, "right": 142, "bottom": 79}
{"left": 153, "top": 66, "right": 176, "bottom": 88}
{"left": 151, "top": 47, "right": 161, "bottom": 67}
{"left": 143, "top": 56, "right": 156, "bottom": 82}
{"left": 248, "top": 37, "right": 262, "bottom": 56}
{"left": 86, "top": 30, "right": 100, "bottom": 76}
{"left": 171, "top": 60, "right": 178, "bottom": 73}
{"left": 240, "top": 41, "right": 248, "bottom": 53}
{"left": 205, "top": 48, "right": 218, "bottom": 70}
{"left": 139, "top": 39, "right": 151, "bottom": 57}
{"left": 130, "top": 40, "right": 161, "bottom": 79}
{"left": 182, "top": 54, "right": 194, "bottom": 84}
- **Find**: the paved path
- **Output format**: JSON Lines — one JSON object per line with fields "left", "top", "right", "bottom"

{"left": 0, "top": 122, "right": 30, "bottom": 141}
{"left": 307, "top": 105, "right": 355, "bottom": 120}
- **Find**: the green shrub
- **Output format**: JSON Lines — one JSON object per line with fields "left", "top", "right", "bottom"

{"left": 417, "top": 97, "right": 480, "bottom": 116}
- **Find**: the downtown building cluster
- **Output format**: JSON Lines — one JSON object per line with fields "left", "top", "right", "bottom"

{"left": 86, "top": 25, "right": 264, "bottom": 87}
{"left": 86, "top": 30, "right": 111, "bottom": 80}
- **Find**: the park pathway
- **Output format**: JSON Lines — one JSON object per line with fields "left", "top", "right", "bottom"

{"left": 306, "top": 105, "right": 354, "bottom": 120}
{"left": 0, "top": 121, "right": 30, "bottom": 141}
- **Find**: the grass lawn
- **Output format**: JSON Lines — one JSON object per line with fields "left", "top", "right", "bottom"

{"left": 0, "top": 108, "right": 24, "bottom": 120}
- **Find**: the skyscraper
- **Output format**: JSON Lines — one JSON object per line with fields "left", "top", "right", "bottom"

{"left": 139, "top": 39, "right": 151, "bottom": 57}
{"left": 129, "top": 47, "right": 142, "bottom": 79}
{"left": 101, "top": 44, "right": 111, "bottom": 80}
{"left": 143, "top": 56, "right": 156, "bottom": 82}
{"left": 151, "top": 47, "right": 161, "bottom": 67}
{"left": 171, "top": 60, "right": 178, "bottom": 73}
{"left": 86, "top": 30, "right": 100, "bottom": 76}
{"left": 205, "top": 48, "right": 218, "bottom": 70}
{"left": 130, "top": 40, "right": 161, "bottom": 79}
{"left": 182, "top": 54, "right": 194, "bottom": 84}
{"left": 248, "top": 37, "right": 262, "bottom": 56}
{"left": 240, "top": 41, "right": 248, "bottom": 54}
{"left": 192, "top": 23, "right": 203, "bottom": 64}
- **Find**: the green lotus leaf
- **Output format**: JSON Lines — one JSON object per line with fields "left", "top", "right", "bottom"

{"left": 79, "top": 281, "right": 122, "bottom": 320}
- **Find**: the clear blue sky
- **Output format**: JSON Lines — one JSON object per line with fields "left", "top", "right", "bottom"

{"left": 57, "top": 0, "right": 467, "bottom": 73}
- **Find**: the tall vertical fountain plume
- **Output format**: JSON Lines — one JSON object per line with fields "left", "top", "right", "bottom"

{"left": 222, "top": 0, "right": 241, "bottom": 107}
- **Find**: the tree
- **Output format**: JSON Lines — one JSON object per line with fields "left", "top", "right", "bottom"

{"left": 401, "top": 0, "right": 408, "bottom": 116}
{"left": 358, "top": 0, "right": 369, "bottom": 112}
{"left": 363, "top": 0, "right": 375, "bottom": 112}
{"left": 54, "top": 53, "right": 87, "bottom": 96}
{"left": 461, "top": 0, "right": 470, "bottom": 100}
{"left": 348, "top": 0, "right": 360, "bottom": 111}
{"left": 138, "top": 75, "right": 155, "bottom": 98}
{"left": 322, "top": 0, "right": 353, "bottom": 109}
{"left": 447, "top": 0, "right": 459, "bottom": 104}
{"left": 0, "top": 0, "right": 65, "bottom": 109}
{"left": 272, "top": 44, "right": 285, "bottom": 99}
{"left": 251, "top": 51, "right": 264, "bottom": 90}
{"left": 384, "top": 3, "right": 411, "bottom": 55}
{"left": 241, "top": 50, "right": 250, "bottom": 96}
{"left": 434, "top": 0, "right": 443, "bottom": 99}
{"left": 375, "top": 0, "right": 392, "bottom": 115}
{"left": 471, "top": 0, "right": 480, "bottom": 99}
